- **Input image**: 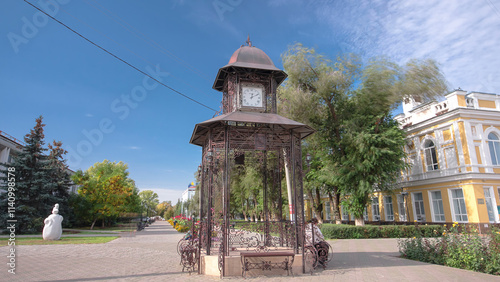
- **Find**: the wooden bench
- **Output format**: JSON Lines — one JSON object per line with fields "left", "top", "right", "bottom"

{"left": 240, "top": 251, "right": 295, "bottom": 277}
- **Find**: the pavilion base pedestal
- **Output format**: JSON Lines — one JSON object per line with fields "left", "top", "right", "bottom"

{"left": 200, "top": 253, "right": 304, "bottom": 277}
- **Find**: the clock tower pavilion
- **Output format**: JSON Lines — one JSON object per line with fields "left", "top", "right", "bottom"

{"left": 188, "top": 38, "right": 314, "bottom": 277}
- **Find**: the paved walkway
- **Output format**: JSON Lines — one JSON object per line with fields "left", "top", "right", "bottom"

{"left": 1, "top": 221, "right": 498, "bottom": 281}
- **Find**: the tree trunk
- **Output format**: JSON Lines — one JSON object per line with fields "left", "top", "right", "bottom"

{"left": 327, "top": 191, "right": 335, "bottom": 223}
{"left": 355, "top": 217, "right": 365, "bottom": 226}
{"left": 331, "top": 187, "right": 342, "bottom": 224}
{"left": 307, "top": 189, "right": 316, "bottom": 220}
{"left": 90, "top": 217, "right": 98, "bottom": 230}
{"left": 314, "top": 188, "right": 323, "bottom": 224}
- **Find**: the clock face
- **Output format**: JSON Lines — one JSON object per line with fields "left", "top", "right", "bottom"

{"left": 242, "top": 87, "right": 263, "bottom": 108}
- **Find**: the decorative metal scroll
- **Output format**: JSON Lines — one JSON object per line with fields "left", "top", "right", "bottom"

{"left": 179, "top": 220, "right": 201, "bottom": 274}
{"left": 228, "top": 221, "right": 297, "bottom": 252}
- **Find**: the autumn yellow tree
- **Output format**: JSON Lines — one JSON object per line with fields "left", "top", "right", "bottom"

{"left": 72, "top": 160, "right": 140, "bottom": 229}
{"left": 156, "top": 201, "right": 172, "bottom": 218}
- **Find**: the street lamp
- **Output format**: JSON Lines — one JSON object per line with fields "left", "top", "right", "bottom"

{"left": 306, "top": 153, "right": 312, "bottom": 167}
{"left": 206, "top": 150, "right": 213, "bottom": 163}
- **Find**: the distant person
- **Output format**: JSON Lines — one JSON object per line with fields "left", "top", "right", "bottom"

{"left": 305, "top": 218, "right": 329, "bottom": 266}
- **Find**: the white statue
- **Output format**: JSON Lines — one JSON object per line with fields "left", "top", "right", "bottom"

{"left": 43, "top": 204, "right": 63, "bottom": 240}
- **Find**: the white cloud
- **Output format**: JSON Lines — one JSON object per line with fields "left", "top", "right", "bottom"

{"left": 316, "top": 0, "right": 500, "bottom": 93}
{"left": 140, "top": 187, "right": 183, "bottom": 205}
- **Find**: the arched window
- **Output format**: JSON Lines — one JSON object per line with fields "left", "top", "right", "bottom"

{"left": 488, "top": 132, "right": 500, "bottom": 165}
{"left": 424, "top": 140, "right": 439, "bottom": 171}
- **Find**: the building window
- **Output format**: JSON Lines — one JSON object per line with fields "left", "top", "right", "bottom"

{"left": 483, "top": 187, "right": 496, "bottom": 223}
{"left": 413, "top": 192, "right": 426, "bottom": 222}
{"left": 488, "top": 132, "right": 500, "bottom": 165}
{"left": 384, "top": 196, "right": 394, "bottom": 221}
{"left": 341, "top": 205, "right": 349, "bottom": 221}
{"left": 424, "top": 140, "right": 439, "bottom": 171}
{"left": 430, "top": 191, "right": 445, "bottom": 222}
{"left": 372, "top": 197, "right": 380, "bottom": 221}
{"left": 397, "top": 194, "right": 407, "bottom": 221}
{"left": 450, "top": 188, "right": 468, "bottom": 222}
{"left": 363, "top": 207, "right": 368, "bottom": 221}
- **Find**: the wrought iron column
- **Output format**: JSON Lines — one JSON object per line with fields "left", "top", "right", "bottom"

{"left": 206, "top": 128, "right": 213, "bottom": 256}
{"left": 263, "top": 150, "right": 270, "bottom": 246}
{"left": 290, "top": 131, "right": 299, "bottom": 254}
{"left": 223, "top": 125, "right": 230, "bottom": 271}
{"left": 198, "top": 149, "right": 205, "bottom": 274}
{"left": 277, "top": 152, "right": 283, "bottom": 246}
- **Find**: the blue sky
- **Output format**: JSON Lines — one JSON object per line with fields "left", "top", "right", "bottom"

{"left": 2, "top": 0, "right": 500, "bottom": 204}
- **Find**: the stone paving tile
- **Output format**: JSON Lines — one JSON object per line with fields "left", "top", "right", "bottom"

{"left": 1, "top": 222, "right": 499, "bottom": 282}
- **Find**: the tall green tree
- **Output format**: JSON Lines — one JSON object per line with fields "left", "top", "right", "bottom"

{"left": 71, "top": 160, "right": 139, "bottom": 229}
{"left": 280, "top": 45, "right": 360, "bottom": 224}
{"left": 0, "top": 116, "right": 48, "bottom": 233}
{"left": 156, "top": 201, "right": 172, "bottom": 218}
{"left": 139, "top": 190, "right": 159, "bottom": 217}
{"left": 45, "top": 140, "right": 72, "bottom": 222}
{"left": 0, "top": 116, "right": 72, "bottom": 233}
{"left": 279, "top": 44, "right": 448, "bottom": 225}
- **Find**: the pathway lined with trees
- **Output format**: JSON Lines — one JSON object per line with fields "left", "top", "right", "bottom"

{"left": 1, "top": 221, "right": 497, "bottom": 281}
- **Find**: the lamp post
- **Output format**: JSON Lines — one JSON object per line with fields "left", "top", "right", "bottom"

{"left": 305, "top": 153, "right": 313, "bottom": 219}
{"left": 305, "top": 153, "right": 312, "bottom": 170}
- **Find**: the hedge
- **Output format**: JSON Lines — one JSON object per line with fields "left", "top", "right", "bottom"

{"left": 321, "top": 224, "right": 445, "bottom": 239}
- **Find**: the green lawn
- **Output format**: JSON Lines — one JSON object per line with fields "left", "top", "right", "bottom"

{"left": 71, "top": 226, "right": 135, "bottom": 232}
{"left": 63, "top": 230, "right": 119, "bottom": 235}
{"left": 0, "top": 236, "right": 119, "bottom": 246}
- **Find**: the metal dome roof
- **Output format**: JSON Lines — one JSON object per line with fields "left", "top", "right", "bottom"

{"left": 226, "top": 45, "right": 280, "bottom": 71}
{"left": 212, "top": 40, "right": 287, "bottom": 91}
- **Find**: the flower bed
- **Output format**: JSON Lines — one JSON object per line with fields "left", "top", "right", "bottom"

{"left": 398, "top": 223, "right": 500, "bottom": 275}
{"left": 168, "top": 215, "right": 192, "bottom": 233}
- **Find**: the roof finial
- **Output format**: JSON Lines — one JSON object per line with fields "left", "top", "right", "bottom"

{"left": 246, "top": 35, "right": 252, "bottom": 47}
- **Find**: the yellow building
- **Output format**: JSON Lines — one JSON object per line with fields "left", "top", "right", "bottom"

{"left": 307, "top": 89, "right": 500, "bottom": 227}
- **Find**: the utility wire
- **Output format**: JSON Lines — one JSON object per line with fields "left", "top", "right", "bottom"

{"left": 56, "top": 4, "right": 209, "bottom": 97}
{"left": 23, "top": 0, "right": 217, "bottom": 113}
{"left": 486, "top": 0, "right": 500, "bottom": 18}
{"left": 85, "top": 0, "right": 212, "bottom": 83}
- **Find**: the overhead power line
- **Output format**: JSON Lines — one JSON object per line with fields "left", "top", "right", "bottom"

{"left": 85, "top": 0, "right": 212, "bottom": 83}
{"left": 23, "top": 0, "right": 217, "bottom": 113}
{"left": 56, "top": 4, "right": 210, "bottom": 98}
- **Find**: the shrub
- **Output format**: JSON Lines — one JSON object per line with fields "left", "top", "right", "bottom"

{"left": 320, "top": 224, "right": 443, "bottom": 239}
{"left": 398, "top": 223, "right": 500, "bottom": 275}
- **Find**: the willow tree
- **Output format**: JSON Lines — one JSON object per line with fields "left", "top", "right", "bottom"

{"left": 279, "top": 44, "right": 448, "bottom": 225}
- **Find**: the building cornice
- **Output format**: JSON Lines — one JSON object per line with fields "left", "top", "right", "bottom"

{"left": 398, "top": 172, "right": 500, "bottom": 188}
{"left": 404, "top": 107, "right": 500, "bottom": 134}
